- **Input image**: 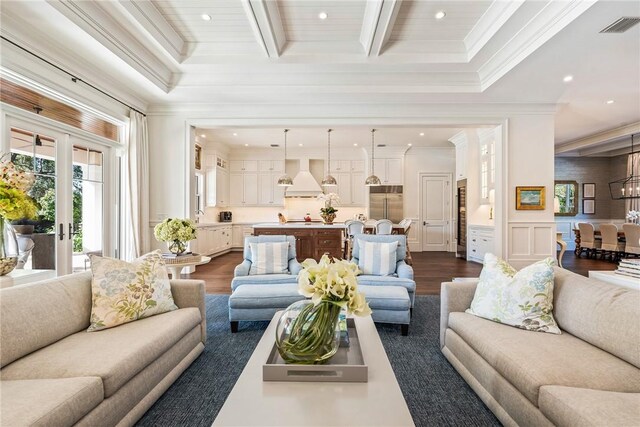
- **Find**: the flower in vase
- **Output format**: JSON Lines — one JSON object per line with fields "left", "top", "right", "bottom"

{"left": 627, "top": 210, "right": 639, "bottom": 223}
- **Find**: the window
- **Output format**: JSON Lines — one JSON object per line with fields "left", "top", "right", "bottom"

{"left": 480, "top": 138, "right": 495, "bottom": 203}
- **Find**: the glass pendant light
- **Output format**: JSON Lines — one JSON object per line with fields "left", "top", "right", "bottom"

{"left": 321, "top": 128, "right": 337, "bottom": 187}
{"left": 277, "top": 129, "right": 293, "bottom": 187}
{"left": 365, "top": 129, "right": 381, "bottom": 186}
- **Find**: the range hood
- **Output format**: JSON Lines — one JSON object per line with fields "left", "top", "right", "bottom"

{"left": 285, "top": 158, "right": 322, "bottom": 198}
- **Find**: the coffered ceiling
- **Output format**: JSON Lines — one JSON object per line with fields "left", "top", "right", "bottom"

{"left": 0, "top": 0, "right": 639, "bottom": 150}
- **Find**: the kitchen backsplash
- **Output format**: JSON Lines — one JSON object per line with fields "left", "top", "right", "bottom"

{"left": 203, "top": 200, "right": 366, "bottom": 223}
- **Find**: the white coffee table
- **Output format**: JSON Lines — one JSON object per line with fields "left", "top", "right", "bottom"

{"left": 213, "top": 313, "right": 414, "bottom": 427}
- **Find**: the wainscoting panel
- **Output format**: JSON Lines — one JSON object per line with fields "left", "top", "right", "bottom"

{"left": 508, "top": 222, "right": 556, "bottom": 269}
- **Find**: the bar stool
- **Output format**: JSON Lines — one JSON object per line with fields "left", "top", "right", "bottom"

{"left": 600, "top": 224, "right": 624, "bottom": 262}
{"left": 622, "top": 223, "right": 640, "bottom": 257}
{"left": 577, "top": 223, "right": 601, "bottom": 258}
{"left": 344, "top": 220, "right": 364, "bottom": 259}
{"left": 375, "top": 219, "right": 393, "bottom": 235}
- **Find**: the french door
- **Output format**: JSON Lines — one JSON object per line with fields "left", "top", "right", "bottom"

{"left": 6, "top": 116, "right": 112, "bottom": 276}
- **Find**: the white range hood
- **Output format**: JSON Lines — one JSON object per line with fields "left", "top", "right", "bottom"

{"left": 285, "top": 158, "right": 322, "bottom": 198}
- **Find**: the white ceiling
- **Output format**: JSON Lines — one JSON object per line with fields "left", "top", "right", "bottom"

{"left": 0, "top": 0, "right": 639, "bottom": 154}
{"left": 196, "top": 126, "right": 467, "bottom": 148}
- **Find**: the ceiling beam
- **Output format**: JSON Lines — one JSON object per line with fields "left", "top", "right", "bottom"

{"left": 241, "top": 0, "right": 286, "bottom": 58}
{"left": 579, "top": 137, "right": 636, "bottom": 157}
{"left": 555, "top": 121, "right": 640, "bottom": 154}
{"left": 464, "top": 0, "right": 524, "bottom": 61}
{"left": 360, "top": 0, "right": 403, "bottom": 57}
{"left": 118, "top": 0, "right": 189, "bottom": 63}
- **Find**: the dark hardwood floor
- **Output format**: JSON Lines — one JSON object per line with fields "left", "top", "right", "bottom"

{"left": 184, "top": 250, "right": 619, "bottom": 295}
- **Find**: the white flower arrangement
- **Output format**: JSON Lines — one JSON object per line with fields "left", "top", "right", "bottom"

{"left": 627, "top": 210, "right": 639, "bottom": 223}
{"left": 297, "top": 254, "right": 371, "bottom": 316}
{"left": 153, "top": 218, "right": 197, "bottom": 243}
{"left": 317, "top": 192, "right": 340, "bottom": 206}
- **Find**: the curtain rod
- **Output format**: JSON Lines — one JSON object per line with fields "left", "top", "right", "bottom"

{"left": 1, "top": 35, "right": 146, "bottom": 117}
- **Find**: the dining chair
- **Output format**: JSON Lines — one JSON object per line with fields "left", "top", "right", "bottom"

{"left": 622, "top": 223, "right": 640, "bottom": 257}
{"left": 375, "top": 219, "right": 393, "bottom": 235}
{"left": 344, "top": 220, "right": 365, "bottom": 259}
{"left": 577, "top": 223, "right": 601, "bottom": 258}
{"left": 600, "top": 224, "right": 624, "bottom": 262}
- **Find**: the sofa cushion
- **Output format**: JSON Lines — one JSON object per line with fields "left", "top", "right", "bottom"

{"left": 231, "top": 273, "right": 298, "bottom": 291}
{"left": 249, "top": 242, "right": 290, "bottom": 275}
{"left": 356, "top": 240, "right": 398, "bottom": 276}
{"left": 358, "top": 285, "right": 410, "bottom": 311}
{"left": 466, "top": 254, "right": 560, "bottom": 334}
{"left": 356, "top": 275, "right": 416, "bottom": 292}
{"left": 88, "top": 250, "right": 178, "bottom": 331}
{"left": 0, "top": 272, "right": 92, "bottom": 368}
{"left": 448, "top": 312, "right": 640, "bottom": 405}
{"left": 1, "top": 307, "right": 201, "bottom": 398}
{"left": 539, "top": 386, "right": 640, "bottom": 427}
{"left": 0, "top": 377, "right": 103, "bottom": 427}
{"left": 229, "top": 284, "right": 305, "bottom": 309}
{"left": 552, "top": 267, "right": 640, "bottom": 369}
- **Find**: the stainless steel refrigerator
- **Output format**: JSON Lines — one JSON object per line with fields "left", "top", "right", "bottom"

{"left": 369, "top": 186, "right": 403, "bottom": 223}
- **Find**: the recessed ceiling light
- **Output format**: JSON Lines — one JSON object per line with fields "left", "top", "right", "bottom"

{"left": 200, "top": 134, "right": 206, "bottom": 138}
{"left": 298, "top": 143, "right": 303, "bottom": 147}
{"left": 233, "top": 132, "right": 238, "bottom": 136}
{"left": 407, "top": 143, "right": 412, "bottom": 146}
{"left": 244, "top": 143, "right": 249, "bottom": 147}
{"left": 563, "top": 75, "right": 573, "bottom": 83}
{"left": 435, "top": 11, "right": 446, "bottom": 20}
{"left": 318, "top": 12, "right": 328, "bottom": 20}
{"left": 419, "top": 132, "right": 425, "bottom": 136}
{"left": 606, "top": 100, "right": 615, "bottom": 104}
{"left": 353, "top": 143, "right": 358, "bottom": 146}
{"left": 201, "top": 14, "right": 211, "bottom": 21}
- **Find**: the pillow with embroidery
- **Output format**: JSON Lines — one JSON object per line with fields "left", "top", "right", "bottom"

{"left": 88, "top": 250, "right": 177, "bottom": 331}
{"left": 466, "top": 253, "right": 560, "bottom": 334}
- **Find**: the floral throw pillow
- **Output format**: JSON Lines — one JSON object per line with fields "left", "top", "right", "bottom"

{"left": 466, "top": 253, "right": 561, "bottom": 334}
{"left": 88, "top": 250, "right": 177, "bottom": 332}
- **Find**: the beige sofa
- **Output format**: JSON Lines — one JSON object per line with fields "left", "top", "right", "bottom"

{"left": 440, "top": 267, "right": 640, "bottom": 427}
{"left": 0, "top": 272, "right": 206, "bottom": 427}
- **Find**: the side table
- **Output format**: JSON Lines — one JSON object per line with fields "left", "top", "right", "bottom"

{"left": 165, "top": 256, "right": 211, "bottom": 279}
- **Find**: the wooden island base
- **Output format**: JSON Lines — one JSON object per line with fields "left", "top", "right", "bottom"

{"left": 253, "top": 224, "right": 343, "bottom": 261}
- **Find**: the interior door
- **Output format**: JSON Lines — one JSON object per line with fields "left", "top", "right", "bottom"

{"left": 421, "top": 175, "right": 451, "bottom": 251}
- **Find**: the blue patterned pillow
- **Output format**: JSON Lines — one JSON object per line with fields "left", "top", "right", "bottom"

{"left": 249, "top": 242, "right": 290, "bottom": 275}
{"left": 357, "top": 240, "right": 398, "bottom": 276}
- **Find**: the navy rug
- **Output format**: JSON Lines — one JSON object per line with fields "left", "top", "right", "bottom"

{"left": 136, "top": 295, "right": 499, "bottom": 427}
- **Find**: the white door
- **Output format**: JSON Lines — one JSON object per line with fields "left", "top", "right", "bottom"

{"left": 421, "top": 175, "right": 451, "bottom": 251}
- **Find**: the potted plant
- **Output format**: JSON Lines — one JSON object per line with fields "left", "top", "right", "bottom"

{"left": 317, "top": 192, "right": 340, "bottom": 224}
{"left": 154, "top": 218, "right": 197, "bottom": 255}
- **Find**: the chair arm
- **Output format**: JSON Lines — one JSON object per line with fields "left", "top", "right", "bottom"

{"left": 439, "top": 281, "right": 479, "bottom": 349}
{"left": 234, "top": 260, "right": 252, "bottom": 277}
{"left": 289, "top": 259, "right": 302, "bottom": 276}
{"left": 170, "top": 279, "right": 206, "bottom": 344}
{"left": 396, "top": 260, "right": 414, "bottom": 280}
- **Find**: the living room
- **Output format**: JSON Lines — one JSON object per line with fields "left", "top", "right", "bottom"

{"left": 1, "top": 1, "right": 639, "bottom": 426}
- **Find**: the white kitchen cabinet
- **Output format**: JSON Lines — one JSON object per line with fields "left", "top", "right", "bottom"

{"left": 243, "top": 173, "right": 258, "bottom": 205}
{"left": 258, "top": 160, "right": 283, "bottom": 172}
{"left": 330, "top": 160, "right": 351, "bottom": 173}
{"left": 230, "top": 173, "right": 258, "bottom": 206}
{"left": 455, "top": 141, "right": 468, "bottom": 180}
{"left": 334, "top": 172, "right": 351, "bottom": 205}
{"left": 206, "top": 167, "right": 229, "bottom": 207}
{"left": 332, "top": 172, "right": 365, "bottom": 206}
{"left": 232, "top": 225, "right": 244, "bottom": 248}
{"left": 258, "top": 173, "right": 284, "bottom": 206}
{"left": 373, "top": 158, "right": 403, "bottom": 185}
{"left": 350, "top": 172, "right": 365, "bottom": 205}
{"left": 350, "top": 160, "right": 365, "bottom": 172}
{"left": 195, "top": 225, "right": 233, "bottom": 256}
{"left": 468, "top": 225, "right": 494, "bottom": 264}
{"left": 230, "top": 160, "right": 258, "bottom": 173}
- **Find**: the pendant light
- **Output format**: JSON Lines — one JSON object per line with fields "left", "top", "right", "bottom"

{"left": 277, "top": 129, "right": 293, "bottom": 187}
{"left": 609, "top": 133, "right": 639, "bottom": 199}
{"left": 321, "top": 128, "right": 337, "bottom": 187}
{"left": 365, "top": 129, "right": 381, "bottom": 186}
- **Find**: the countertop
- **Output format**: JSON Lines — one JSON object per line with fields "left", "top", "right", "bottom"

{"left": 253, "top": 222, "right": 346, "bottom": 229}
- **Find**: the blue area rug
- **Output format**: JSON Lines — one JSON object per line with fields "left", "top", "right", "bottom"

{"left": 136, "top": 295, "right": 499, "bottom": 427}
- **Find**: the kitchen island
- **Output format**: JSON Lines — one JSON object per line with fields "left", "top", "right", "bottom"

{"left": 253, "top": 222, "right": 343, "bottom": 261}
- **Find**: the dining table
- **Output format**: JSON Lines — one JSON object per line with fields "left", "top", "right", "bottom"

{"left": 572, "top": 228, "right": 625, "bottom": 255}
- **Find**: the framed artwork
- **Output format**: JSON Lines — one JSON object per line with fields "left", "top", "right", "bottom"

{"left": 195, "top": 144, "right": 202, "bottom": 170}
{"left": 583, "top": 183, "right": 596, "bottom": 198}
{"left": 516, "top": 186, "right": 546, "bottom": 210}
{"left": 583, "top": 199, "right": 596, "bottom": 215}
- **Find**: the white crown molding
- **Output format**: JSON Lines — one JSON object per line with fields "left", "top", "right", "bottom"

{"left": 555, "top": 121, "right": 640, "bottom": 154}
{"left": 478, "top": 0, "right": 597, "bottom": 91}
{"left": 118, "top": 0, "right": 189, "bottom": 63}
{"left": 448, "top": 130, "right": 469, "bottom": 146}
{"left": 477, "top": 126, "right": 497, "bottom": 143}
{"left": 46, "top": 0, "right": 177, "bottom": 93}
{"left": 579, "top": 138, "right": 635, "bottom": 157}
{"left": 241, "top": 0, "right": 286, "bottom": 58}
{"left": 464, "top": 0, "right": 524, "bottom": 61}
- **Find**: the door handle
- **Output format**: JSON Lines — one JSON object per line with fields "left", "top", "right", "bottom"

{"left": 59, "top": 223, "right": 65, "bottom": 241}
{"left": 423, "top": 221, "right": 429, "bottom": 226}
{"left": 69, "top": 223, "right": 80, "bottom": 237}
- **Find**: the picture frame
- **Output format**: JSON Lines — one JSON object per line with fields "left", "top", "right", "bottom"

{"left": 583, "top": 183, "right": 595, "bottom": 199}
{"left": 583, "top": 199, "right": 596, "bottom": 215}
{"left": 195, "top": 143, "right": 202, "bottom": 170}
{"left": 516, "top": 186, "right": 546, "bottom": 210}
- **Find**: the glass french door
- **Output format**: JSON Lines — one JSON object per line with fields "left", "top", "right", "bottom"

{"left": 6, "top": 117, "right": 111, "bottom": 276}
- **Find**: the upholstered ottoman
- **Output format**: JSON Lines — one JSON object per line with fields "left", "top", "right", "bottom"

{"left": 228, "top": 284, "right": 305, "bottom": 332}
{"left": 359, "top": 285, "right": 412, "bottom": 335}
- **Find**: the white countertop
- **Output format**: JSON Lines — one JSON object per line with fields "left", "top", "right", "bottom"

{"left": 253, "top": 222, "right": 346, "bottom": 229}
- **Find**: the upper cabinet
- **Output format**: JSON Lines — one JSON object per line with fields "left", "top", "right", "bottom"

{"left": 258, "top": 160, "right": 284, "bottom": 173}
{"left": 455, "top": 141, "right": 468, "bottom": 180}
{"left": 230, "top": 158, "right": 283, "bottom": 207}
{"left": 230, "top": 160, "right": 258, "bottom": 173}
{"left": 331, "top": 160, "right": 366, "bottom": 206}
{"left": 205, "top": 153, "right": 229, "bottom": 208}
{"left": 374, "top": 158, "right": 403, "bottom": 185}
